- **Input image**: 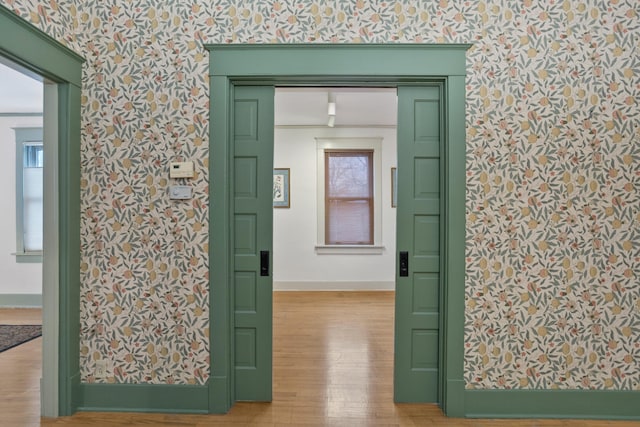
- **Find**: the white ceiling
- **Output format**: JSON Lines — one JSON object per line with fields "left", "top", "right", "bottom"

{"left": 275, "top": 87, "right": 397, "bottom": 127}
{"left": 0, "top": 61, "right": 43, "bottom": 113}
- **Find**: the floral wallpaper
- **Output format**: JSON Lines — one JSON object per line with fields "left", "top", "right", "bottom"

{"left": 1, "top": 0, "right": 638, "bottom": 390}
{"left": 464, "top": 2, "right": 639, "bottom": 391}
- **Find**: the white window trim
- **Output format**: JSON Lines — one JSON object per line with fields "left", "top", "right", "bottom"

{"left": 14, "top": 127, "right": 43, "bottom": 263}
{"left": 315, "top": 137, "right": 383, "bottom": 254}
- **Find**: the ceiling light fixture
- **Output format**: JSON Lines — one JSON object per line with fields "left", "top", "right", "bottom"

{"left": 327, "top": 92, "right": 336, "bottom": 127}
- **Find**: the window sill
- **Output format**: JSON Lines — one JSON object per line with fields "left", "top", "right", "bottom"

{"left": 13, "top": 252, "right": 43, "bottom": 263}
{"left": 315, "top": 245, "right": 385, "bottom": 255}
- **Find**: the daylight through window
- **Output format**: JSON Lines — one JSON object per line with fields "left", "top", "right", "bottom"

{"left": 324, "top": 150, "right": 374, "bottom": 245}
{"left": 15, "top": 127, "right": 44, "bottom": 260}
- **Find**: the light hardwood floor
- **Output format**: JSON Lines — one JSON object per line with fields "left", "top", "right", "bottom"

{"left": 2, "top": 293, "right": 639, "bottom": 426}
{"left": 0, "top": 307, "right": 43, "bottom": 427}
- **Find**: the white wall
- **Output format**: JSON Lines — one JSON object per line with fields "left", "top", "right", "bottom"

{"left": 273, "top": 126, "right": 397, "bottom": 290}
{"left": 0, "top": 115, "right": 43, "bottom": 296}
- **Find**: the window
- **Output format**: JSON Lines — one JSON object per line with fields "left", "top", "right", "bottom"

{"left": 325, "top": 150, "right": 373, "bottom": 245}
{"left": 316, "top": 138, "right": 383, "bottom": 254}
{"left": 15, "top": 127, "right": 43, "bottom": 262}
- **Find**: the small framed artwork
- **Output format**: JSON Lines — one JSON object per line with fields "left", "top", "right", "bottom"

{"left": 391, "top": 167, "right": 397, "bottom": 208}
{"left": 273, "top": 168, "right": 290, "bottom": 208}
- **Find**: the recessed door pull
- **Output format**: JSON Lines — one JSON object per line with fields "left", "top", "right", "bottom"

{"left": 260, "top": 250, "right": 270, "bottom": 276}
{"left": 399, "top": 251, "right": 409, "bottom": 277}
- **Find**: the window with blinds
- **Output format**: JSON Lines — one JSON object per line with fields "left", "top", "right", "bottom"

{"left": 14, "top": 127, "right": 44, "bottom": 261}
{"left": 22, "top": 143, "right": 44, "bottom": 252}
{"left": 324, "top": 150, "right": 374, "bottom": 245}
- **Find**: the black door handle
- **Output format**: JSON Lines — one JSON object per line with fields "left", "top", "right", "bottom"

{"left": 399, "top": 251, "right": 409, "bottom": 277}
{"left": 260, "top": 250, "right": 270, "bottom": 276}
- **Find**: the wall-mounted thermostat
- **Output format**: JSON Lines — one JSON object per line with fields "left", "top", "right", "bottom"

{"left": 169, "top": 185, "right": 192, "bottom": 200}
{"left": 170, "top": 161, "right": 194, "bottom": 178}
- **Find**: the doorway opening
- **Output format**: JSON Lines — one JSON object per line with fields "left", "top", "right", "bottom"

{"left": 0, "top": 60, "right": 44, "bottom": 290}
{"left": 273, "top": 87, "right": 398, "bottom": 289}
{"left": 0, "top": 56, "right": 58, "bottom": 418}
{"left": 207, "top": 43, "right": 468, "bottom": 415}
{"left": 2, "top": 7, "right": 86, "bottom": 416}
{"left": 272, "top": 86, "right": 398, "bottom": 409}
{"left": 229, "top": 81, "right": 444, "bottom": 405}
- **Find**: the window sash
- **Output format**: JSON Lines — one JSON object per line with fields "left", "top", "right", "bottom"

{"left": 23, "top": 165, "right": 43, "bottom": 252}
{"left": 24, "top": 144, "right": 44, "bottom": 168}
{"left": 324, "top": 150, "right": 374, "bottom": 245}
{"left": 15, "top": 129, "right": 44, "bottom": 259}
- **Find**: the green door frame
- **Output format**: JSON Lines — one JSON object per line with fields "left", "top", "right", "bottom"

{"left": 0, "top": 5, "right": 84, "bottom": 416}
{"left": 206, "top": 44, "right": 469, "bottom": 415}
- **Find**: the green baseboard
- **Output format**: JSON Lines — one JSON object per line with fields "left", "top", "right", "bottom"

{"left": 444, "top": 379, "right": 465, "bottom": 417}
{"left": 209, "top": 375, "right": 231, "bottom": 414}
{"left": 78, "top": 383, "right": 209, "bottom": 414}
{"left": 465, "top": 389, "right": 640, "bottom": 420}
{"left": 0, "top": 293, "right": 42, "bottom": 307}
{"left": 69, "top": 372, "right": 82, "bottom": 415}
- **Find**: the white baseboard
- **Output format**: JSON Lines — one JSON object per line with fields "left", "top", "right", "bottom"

{"left": 273, "top": 281, "right": 394, "bottom": 291}
{"left": 0, "top": 293, "right": 42, "bottom": 307}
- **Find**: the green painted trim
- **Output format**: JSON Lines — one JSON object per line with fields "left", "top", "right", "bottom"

{"left": 206, "top": 44, "right": 470, "bottom": 77}
{"left": 437, "top": 81, "right": 447, "bottom": 406}
{"left": 58, "top": 82, "right": 82, "bottom": 416}
{"left": 0, "top": 5, "right": 84, "bottom": 417}
{"left": 0, "top": 293, "right": 42, "bottom": 307}
{"left": 209, "top": 75, "right": 233, "bottom": 414}
{"left": 13, "top": 127, "right": 43, "bottom": 139}
{"left": 207, "top": 44, "right": 470, "bottom": 416}
{"left": 0, "top": 112, "right": 43, "bottom": 117}
{"left": 69, "top": 372, "right": 81, "bottom": 411}
{"left": 78, "top": 384, "right": 209, "bottom": 413}
{"left": 442, "top": 75, "right": 467, "bottom": 417}
{"left": 0, "top": 5, "right": 83, "bottom": 86}
{"left": 446, "top": 380, "right": 465, "bottom": 416}
{"left": 15, "top": 252, "right": 43, "bottom": 263}
{"left": 41, "top": 81, "right": 61, "bottom": 417}
{"left": 465, "top": 390, "right": 640, "bottom": 420}
{"left": 209, "top": 376, "right": 230, "bottom": 413}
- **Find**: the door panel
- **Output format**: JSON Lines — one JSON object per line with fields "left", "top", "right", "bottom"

{"left": 411, "top": 330, "right": 438, "bottom": 367}
{"left": 395, "top": 85, "right": 442, "bottom": 403}
{"left": 235, "top": 328, "right": 256, "bottom": 367}
{"left": 232, "top": 85, "right": 274, "bottom": 401}
{"left": 234, "top": 158, "right": 258, "bottom": 197}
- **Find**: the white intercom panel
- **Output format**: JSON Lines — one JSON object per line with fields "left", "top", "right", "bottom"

{"left": 170, "top": 161, "right": 194, "bottom": 178}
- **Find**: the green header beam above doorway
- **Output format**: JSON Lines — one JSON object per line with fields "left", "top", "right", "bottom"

{"left": 207, "top": 44, "right": 470, "bottom": 78}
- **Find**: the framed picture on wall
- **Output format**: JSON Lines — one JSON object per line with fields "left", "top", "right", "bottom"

{"left": 273, "top": 168, "right": 290, "bottom": 208}
{"left": 391, "top": 167, "right": 397, "bottom": 208}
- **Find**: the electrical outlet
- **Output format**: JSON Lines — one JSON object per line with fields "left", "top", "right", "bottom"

{"left": 95, "top": 360, "right": 107, "bottom": 379}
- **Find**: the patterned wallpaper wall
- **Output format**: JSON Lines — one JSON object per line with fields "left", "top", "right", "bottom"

{"left": 2, "top": 0, "right": 638, "bottom": 390}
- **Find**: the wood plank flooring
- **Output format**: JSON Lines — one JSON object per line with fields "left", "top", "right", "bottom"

{"left": 1, "top": 293, "right": 639, "bottom": 426}
{"left": 0, "top": 307, "right": 43, "bottom": 427}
